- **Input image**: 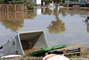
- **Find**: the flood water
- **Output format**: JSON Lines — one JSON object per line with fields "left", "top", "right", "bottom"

{"left": 0, "top": 5, "right": 89, "bottom": 55}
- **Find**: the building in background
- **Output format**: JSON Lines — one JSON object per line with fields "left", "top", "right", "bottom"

{"left": 25, "top": 0, "right": 41, "bottom": 5}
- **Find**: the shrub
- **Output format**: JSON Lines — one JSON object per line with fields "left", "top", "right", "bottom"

{"left": 8, "top": 0, "right": 24, "bottom": 4}
{"left": 0, "top": 0, "right": 4, "bottom": 4}
{"left": 0, "top": 0, "right": 34, "bottom": 10}
{"left": 43, "top": 0, "right": 50, "bottom": 4}
{"left": 24, "top": 2, "right": 34, "bottom": 10}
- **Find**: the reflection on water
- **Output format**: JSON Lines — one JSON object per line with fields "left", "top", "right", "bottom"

{"left": 86, "top": 23, "right": 89, "bottom": 32}
{"left": 1, "top": 5, "right": 89, "bottom": 55}
{"left": 84, "top": 10, "right": 89, "bottom": 33}
{"left": 1, "top": 20, "right": 23, "bottom": 32}
{"left": 27, "top": 11, "right": 36, "bottom": 19}
{"left": 0, "top": 4, "right": 26, "bottom": 32}
{"left": 47, "top": 9, "right": 65, "bottom": 33}
{"left": 58, "top": 8, "right": 69, "bottom": 17}
{"left": 0, "top": 4, "right": 27, "bottom": 20}
{"left": 42, "top": 8, "right": 52, "bottom": 15}
{"left": 0, "top": 4, "right": 36, "bottom": 32}
{"left": 48, "top": 20, "right": 65, "bottom": 34}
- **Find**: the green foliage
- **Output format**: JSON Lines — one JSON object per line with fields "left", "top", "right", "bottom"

{"left": 0, "top": 0, "right": 4, "bottom": 4}
{"left": 43, "top": 0, "right": 50, "bottom": 3}
{"left": 0, "top": 0, "right": 34, "bottom": 10}
{"left": 65, "top": 0, "right": 78, "bottom": 1}
{"left": 53, "top": 0, "right": 79, "bottom": 3}
{"left": 59, "top": 0, "right": 62, "bottom": 3}
{"left": 70, "top": 0, "right": 78, "bottom": 1}
{"left": 53, "top": 0, "right": 62, "bottom": 3}
{"left": 27, "top": 11, "right": 36, "bottom": 19}
{"left": 24, "top": 2, "right": 34, "bottom": 10}
{"left": 0, "top": 0, "right": 25, "bottom": 4}
{"left": 2, "top": 20, "right": 24, "bottom": 32}
{"left": 8, "top": 0, "right": 24, "bottom": 4}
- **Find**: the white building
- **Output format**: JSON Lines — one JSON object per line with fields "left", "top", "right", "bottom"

{"left": 24, "top": 0, "right": 42, "bottom": 5}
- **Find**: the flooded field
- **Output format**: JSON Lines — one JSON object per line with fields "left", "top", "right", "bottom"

{"left": 0, "top": 4, "right": 89, "bottom": 55}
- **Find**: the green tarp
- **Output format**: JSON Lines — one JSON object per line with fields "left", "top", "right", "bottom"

{"left": 29, "top": 45, "right": 68, "bottom": 55}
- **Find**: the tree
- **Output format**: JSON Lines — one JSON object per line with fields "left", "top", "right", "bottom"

{"left": 0, "top": 0, "right": 4, "bottom": 4}
{"left": 53, "top": 0, "right": 63, "bottom": 3}
{"left": 43, "top": 0, "right": 50, "bottom": 4}
{"left": 7, "top": 0, "right": 24, "bottom": 4}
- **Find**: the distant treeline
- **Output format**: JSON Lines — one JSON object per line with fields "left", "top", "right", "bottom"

{"left": 65, "top": 0, "right": 79, "bottom": 1}
{"left": 45, "top": 0, "right": 79, "bottom": 4}
{"left": 70, "top": 0, "right": 79, "bottom": 1}
{"left": 0, "top": 0, "right": 25, "bottom": 4}
{"left": 0, "top": 0, "right": 34, "bottom": 10}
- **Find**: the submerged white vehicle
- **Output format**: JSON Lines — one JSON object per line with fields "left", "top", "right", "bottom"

{"left": 49, "top": 3, "right": 55, "bottom": 7}
{"left": 48, "top": 3, "right": 56, "bottom": 11}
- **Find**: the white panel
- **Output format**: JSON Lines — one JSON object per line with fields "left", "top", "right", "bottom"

{"left": 37, "top": 8, "right": 41, "bottom": 15}
{"left": 36, "top": 0, "right": 41, "bottom": 5}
